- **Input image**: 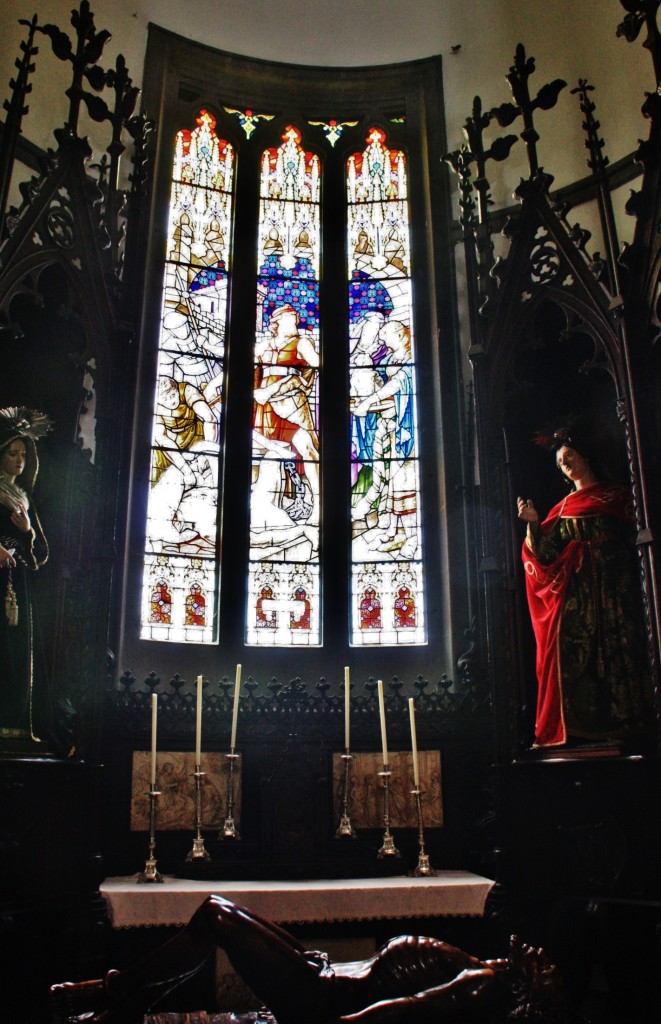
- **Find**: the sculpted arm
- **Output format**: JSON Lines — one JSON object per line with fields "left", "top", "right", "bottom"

{"left": 339, "top": 966, "right": 502, "bottom": 1024}
{"left": 516, "top": 495, "right": 541, "bottom": 554}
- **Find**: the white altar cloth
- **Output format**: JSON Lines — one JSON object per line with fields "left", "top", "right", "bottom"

{"left": 100, "top": 871, "right": 495, "bottom": 929}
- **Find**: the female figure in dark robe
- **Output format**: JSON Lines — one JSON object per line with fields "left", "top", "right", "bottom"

{"left": 517, "top": 427, "right": 649, "bottom": 748}
{"left": 0, "top": 406, "right": 51, "bottom": 744}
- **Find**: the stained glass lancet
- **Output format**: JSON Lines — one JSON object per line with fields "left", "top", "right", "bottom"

{"left": 347, "top": 127, "right": 426, "bottom": 645}
{"left": 246, "top": 126, "right": 321, "bottom": 646}
{"left": 140, "top": 110, "right": 233, "bottom": 642}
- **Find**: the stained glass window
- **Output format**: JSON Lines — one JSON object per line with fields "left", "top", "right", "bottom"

{"left": 140, "top": 110, "right": 233, "bottom": 642}
{"left": 347, "top": 128, "right": 426, "bottom": 645}
{"left": 139, "top": 100, "right": 432, "bottom": 653}
{"left": 246, "top": 127, "right": 321, "bottom": 646}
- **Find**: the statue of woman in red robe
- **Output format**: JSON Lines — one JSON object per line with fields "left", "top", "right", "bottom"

{"left": 517, "top": 427, "right": 650, "bottom": 749}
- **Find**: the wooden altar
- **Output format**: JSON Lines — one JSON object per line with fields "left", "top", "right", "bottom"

{"left": 100, "top": 871, "right": 495, "bottom": 929}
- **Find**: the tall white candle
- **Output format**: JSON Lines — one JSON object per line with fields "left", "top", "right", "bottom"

{"left": 408, "top": 697, "right": 420, "bottom": 788}
{"left": 231, "top": 664, "right": 242, "bottom": 749}
{"left": 150, "top": 693, "right": 158, "bottom": 786}
{"left": 344, "top": 666, "right": 351, "bottom": 751}
{"left": 195, "top": 675, "right": 203, "bottom": 764}
{"left": 377, "top": 679, "right": 388, "bottom": 765}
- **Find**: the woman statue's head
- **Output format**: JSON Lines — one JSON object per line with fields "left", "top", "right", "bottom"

{"left": 554, "top": 444, "right": 598, "bottom": 490}
{"left": 535, "top": 423, "right": 602, "bottom": 489}
{"left": 0, "top": 406, "right": 52, "bottom": 491}
{"left": 0, "top": 438, "right": 27, "bottom": 483}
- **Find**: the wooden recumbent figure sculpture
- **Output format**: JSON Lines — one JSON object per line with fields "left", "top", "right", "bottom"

{"left": 50, "top": 895, "right": 581, "bottom": 1023}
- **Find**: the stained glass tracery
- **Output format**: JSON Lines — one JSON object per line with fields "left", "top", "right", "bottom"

{"left": 247, "top": 126, "right": 321, "bottom": 646}
{"left": 307, "top": 117, "right": 359, "bottom": 146}
{"left": 141, "top": 110, "right": 233, "bottom": 642}
{"left": 348, "top": 128, "right": 425, "bottom": 645}
{"left": 224, "top": 106, "right": 275, "bottom": 138}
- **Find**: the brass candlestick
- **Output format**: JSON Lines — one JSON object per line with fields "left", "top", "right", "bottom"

{"left": 138, "top": 783, "right": 163, "bottom": 882}
{"left": 220, "top": 750, "right": 240, "bottom": 839}
{"left": 335, "top": 750, "right": 357, "bottom": 838}
{"left": 186, "top": 765, "right": 211, "bottom": 861}
{"left": 411, "top": 786, "right": 436, "bottom": 876}
{"left": 377, "top": 765, "right": 401, "bottom": 858}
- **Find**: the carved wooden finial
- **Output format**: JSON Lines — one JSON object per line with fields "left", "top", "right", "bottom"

{"left": 616, "top": 1, "right": 661, "bottom": 90}
{"left": 572, "top": 79, "right": 609, "bottom": 177}
{"left": 0, "top": 14, "right": 39, "bottom": 237}
{"left": 462, "top": 94, "right": 518, "bottom": 226}
{"left": 490, "top": 43, "right": 566, "bottom": 179}
{"left": 37, "top": 0, "right": 112, "bottom": 135}
{"left": 443, "top": 144, "right": 477, "bottom": 233}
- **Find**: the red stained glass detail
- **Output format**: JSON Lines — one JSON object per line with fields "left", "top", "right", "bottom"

{"left": 177, "top": 109, "right": 231, "bottom": 162}
{"left": 184, "top": 584, "right": 206, "bottom": 626}
{"left": 150, "top": 581, "right": 172, "bottom": 624}
{"left": 394, "top": 585, "right": 416, "bottom": 628}
{"left": 290, "top": 586, "right": 311, "bottom": 630}
{"left": 350, "top": 127, "right": 394, "bottom": 177}
{"left": 263, "top": 125, "right": 319, "bottom": 174}
{"left": 256, "top": 586, "right": 277, "bottom": 628}
{"left": 360, "top": 586, "right": 382, "bottom": 630}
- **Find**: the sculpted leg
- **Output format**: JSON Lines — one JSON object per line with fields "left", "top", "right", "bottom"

{"left": 51, "top": 896, "right": 325, "bottom": 1024}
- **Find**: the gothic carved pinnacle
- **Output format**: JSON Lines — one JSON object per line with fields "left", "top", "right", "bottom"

{"left": 126, "top": 113, "right": 157, "bottom": 198}
{"left": 490, "top": 43, "right": 566, "bottom": 178}
{"left": 0, "top": 14, "right": 39, "bottom": 238}
{"left": 572, "top": 79, "right": 610, "bottom": 176}
{"left": 37, "top": 0, "right": 112, "bottom": 134}
{"left": 460, "top": 95, "right": 517, "bottom": 226}
{"left": 443, "top": 145, "right": 477, "bottom": 231}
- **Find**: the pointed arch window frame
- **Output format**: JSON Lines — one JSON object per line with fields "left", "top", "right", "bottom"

{"left": 120, "top": 27, "right": 464, "bottom": 684}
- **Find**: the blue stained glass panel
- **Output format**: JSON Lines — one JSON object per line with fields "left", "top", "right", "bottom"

{"left": 347, "top": 128, "right": 426, "bottom": 645}
{"left": 248, "top": 127, "right": 321, "bottom": 646}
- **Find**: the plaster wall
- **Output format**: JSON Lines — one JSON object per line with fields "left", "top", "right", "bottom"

{"left": 0, "top": 0, "right": 652, "bottom": 206}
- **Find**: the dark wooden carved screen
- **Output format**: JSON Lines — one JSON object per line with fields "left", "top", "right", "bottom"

{"left": 0, "top": 4, "right": 152, "bottom": 758}
{"left": 445, "top": 29, "right": 661, "bottom": 760}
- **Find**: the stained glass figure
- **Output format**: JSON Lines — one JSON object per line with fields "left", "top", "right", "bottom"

{"left": 290, "top": 586, "right": 311, "bottom": 630}
{"left": 150, "top": 580, "right": 172, "bottom": 625}
{"left": 247, "top": 127, "right": 321, "bottom": 646}
{"left": 184, "top": 584, "right": 206, "bottom": 627}
{"left": 347, "top": 129, "right": 425, "bottom": 645}
{"left": 256, "top": 586, "right": 277, "bottom": 629}
{"left": 360, "top": 585, "right": 382, "bottom": 631}
{"left": 141, "top": 110, "right": 234, "bottom": 642}
{"left": 394, "top": 585, "right": 416, "bottom": 629}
